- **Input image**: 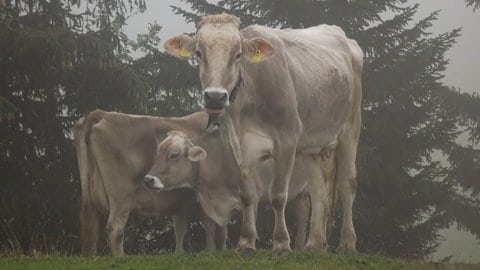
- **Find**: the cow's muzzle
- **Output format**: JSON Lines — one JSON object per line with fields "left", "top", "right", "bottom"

{"left": 143, "top": 175, "right": 164, "bottom": 191}
{"left": 204, "top": 87, "right": 228, "bottom": 114}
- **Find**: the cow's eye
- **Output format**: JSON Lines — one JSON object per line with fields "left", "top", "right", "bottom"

{"left": 235, "top": 53, "right": 242, "bottom": 60}
{"left": 195, "top": 50, "right": 202, "bottom": 59}
{"left": 169, "top": 152, "right": 180, "bottom": 160}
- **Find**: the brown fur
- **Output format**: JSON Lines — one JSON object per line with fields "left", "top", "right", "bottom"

{"left": 75, "top": 110, "right": 210, "bottom": 256}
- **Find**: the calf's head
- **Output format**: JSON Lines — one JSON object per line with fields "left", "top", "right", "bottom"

{"left": 144, "top": 131, "right": 207, "bottom": 191}
{"left": 164, "top": 13, "right": 275, "bottom": 116}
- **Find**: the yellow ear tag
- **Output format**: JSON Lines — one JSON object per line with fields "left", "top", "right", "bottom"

{"left": 251, "top": 49, "right": 262, "bottom": 63}
{"left": 179, "top": 48, "right": 191, "bottom": 58}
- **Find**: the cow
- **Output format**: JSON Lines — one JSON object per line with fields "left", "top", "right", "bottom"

{"left": 74, "top": 109, "right": 217, "bottom": 256}
{"left": 164, "top": 13, "right": 363, "bottom": 254}
{"left": 143, "top": 129, "right": 338, "bottom": 251}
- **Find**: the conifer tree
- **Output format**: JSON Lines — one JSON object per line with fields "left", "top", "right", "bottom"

{"left": 172, "top": 0, "right": 480, "bottom": 258}
{"left": 0, "top": 0, "right": 148, "bottom": 253}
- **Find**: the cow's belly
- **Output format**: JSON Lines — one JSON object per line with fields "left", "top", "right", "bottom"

{"left": 132, "top": 188, "right": 193, "bottom": 217}
{"left": 254, "top": 152, "right": 308, "bottom": 202}
{"left": 295, "top": 82, "right": 353, "bottom": 153}
{"left": 296, "top": 105, "right": 349, "bottom": 154}
{"left": 290, "top": 52, "right": 354, "bottom": 152}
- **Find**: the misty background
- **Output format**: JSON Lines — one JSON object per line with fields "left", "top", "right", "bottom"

{"left": 1, "top": 0, "right": 479, "bottom": 264}
{"left": 122, "top": 0, "right": 480, "bottom": 263}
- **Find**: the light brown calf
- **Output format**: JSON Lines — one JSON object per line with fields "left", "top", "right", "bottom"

{"left": 74, "top": 110, "right": 210, "bottom": 256}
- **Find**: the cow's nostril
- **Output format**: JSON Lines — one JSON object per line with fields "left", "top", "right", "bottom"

{"left": 144, "top": 176, "right": 154, "bottom": 186}
{"left": 219, "top": 92, "right": 227, "bottom": 102}
{"left": 204, "top": 89, "right": 228, "bottom": 103}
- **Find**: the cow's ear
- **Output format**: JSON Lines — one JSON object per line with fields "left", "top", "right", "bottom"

{"left": 243, "top": 38, "right": 275, "bottom": 63}
{"left": 164, "top": 34, "right": 195, "bottom": 59}
{"left": 188, "top": 146, "right": 207, "bottom": 162}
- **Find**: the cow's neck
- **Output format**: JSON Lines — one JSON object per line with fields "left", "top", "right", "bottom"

{"left": 220, "top": 113, "right": 243, "bottom": 167}
{"left": 191, "top": 160, "right": 200, "bottom": 189}
{"left": 229, "top": 68, "right": 244, "bottom": 104}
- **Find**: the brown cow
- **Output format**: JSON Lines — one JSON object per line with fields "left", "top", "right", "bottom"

{"left": 164, "top": 13, "right": 363, "bottom": 253}
{"left": 74, "top": 110, "right": 214, "bottom": 256}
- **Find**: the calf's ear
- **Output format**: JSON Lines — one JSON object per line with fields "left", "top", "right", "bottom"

{"left": 164, "top": 34, "right": 195, "bottom": 59}
{"left": 243, "top": 38, "right": 275, "bottom": 63}
{"left": 188, "top": 146, "right": 207, "bottom": 162}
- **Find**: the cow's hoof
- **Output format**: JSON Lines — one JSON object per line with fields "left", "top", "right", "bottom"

{"left": 337, "top": 243, "right": 357, "bottom": 255}
{"left": 273, "top": 246, "right": 292, "bottom": 256}
{"left": 237, "top": 247, "right": 256, "bottom": 256}
{"left": 304, "top": 242, "right": 328, "bottom": 254}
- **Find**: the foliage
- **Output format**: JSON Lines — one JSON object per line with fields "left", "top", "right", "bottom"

{"left": 130, "top": 22, "right": 201, "bottom": 117}
{"left": 0, "top": 0, "right": 148, "bottom": 254}
{"left": 173, "top": 0, "right": 480, "bottom": 259}
{"left": 465, "top": 0, "right": 480, "bottom": 11}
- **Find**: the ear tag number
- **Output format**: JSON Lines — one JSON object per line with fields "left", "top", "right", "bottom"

{"left": 251, "top": 49, "right": 262, "bottom": 63}
{"left": 180, "top": 48, "right": 191, "bottom": 58}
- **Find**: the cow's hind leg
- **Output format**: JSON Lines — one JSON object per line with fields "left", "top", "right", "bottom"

{"left": 293, "top": 190, "right": 310, "bottom": 251}
{"left": 80, "top": 201, "right": 101, "bottom": 256}
{"left": 105, "top": 193, "right": 133, "bottom": 257}
{"left": 303, "top": 154, "right": 329, "bottom": 253}
{"left": 336, "top": 124, "right": 360, "bottom": 254}
{"left": 173, "top": 208, "right": 187, "bottom": 254}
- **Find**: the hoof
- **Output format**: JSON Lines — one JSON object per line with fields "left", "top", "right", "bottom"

{"left": 273, "top": 246, "right": 292, "bottom": 256}
{"left": 337, "top": 243, "right": 357, "bottom": 255}
{"left": 304, "top": 244, "right": 327, "bottom": 254}
{"left": 304, "top": 239, "right": 328, "bottom": 254}
{"left": 237, "top": 247, "right": 256, "bottom": 256}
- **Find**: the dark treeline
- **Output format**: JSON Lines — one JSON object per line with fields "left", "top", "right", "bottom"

{"left": 0, "top": 0, "right": 479, "bottom": 259}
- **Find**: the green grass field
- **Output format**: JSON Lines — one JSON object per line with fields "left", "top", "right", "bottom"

{"left": 0, "top": 251, "right": 478, "bottom": 270}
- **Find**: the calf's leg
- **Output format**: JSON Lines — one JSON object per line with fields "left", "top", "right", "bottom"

{"left": 173, "top": 208, "right": 187, "bottom": 254}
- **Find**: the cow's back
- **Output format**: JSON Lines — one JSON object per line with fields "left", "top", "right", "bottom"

{"left": 80, "top": 110, "right": 208, "bottom": 215}
{"left": 241, "top": 25, "right": 364, "bottom": 151}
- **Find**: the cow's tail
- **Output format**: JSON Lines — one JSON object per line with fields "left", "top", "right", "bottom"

{"left": 74, "top": 109, "right": 104, "bottom": 256}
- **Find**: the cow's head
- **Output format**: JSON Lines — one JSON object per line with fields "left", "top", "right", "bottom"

{"left": 143, "top": 130, "right": 207, "bottom": 191}
{"left": 164, "top": 13, "right": 275, "bottom": 116}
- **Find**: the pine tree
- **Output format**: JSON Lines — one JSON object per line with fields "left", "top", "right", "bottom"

{"left": 465, "top": 0, "right": 480, "bottom": 11}
{"left": 131, "top": 22, "right": 201, "bottom": 117}
{"left": 0, "top": 0, "right": 148, "bottom": 254}
{"left": 172, "top": 0, "right": 480, "bottom": 259}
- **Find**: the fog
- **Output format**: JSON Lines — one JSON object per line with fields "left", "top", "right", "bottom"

{"left": 122, "top": 0, "right": 479, "bottom": 263}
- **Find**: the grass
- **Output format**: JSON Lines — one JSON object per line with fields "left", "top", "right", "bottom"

{"left": 0, "top": 250, "right": 478, "bottom": 270}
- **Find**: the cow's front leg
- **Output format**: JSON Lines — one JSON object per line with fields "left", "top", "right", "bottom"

{"left": 269, "top": 142, "right": 297, "bottom": 254}
{"left": 217, "top": 225, "right": 228, "bottom": 250}
{"left": 237, "top": 164, "right": 259, "bottom": 254}
{"left": 173, "top": 208, "right": 187, "bottom": 254}
{"left": 204, "top": 215, "right": 216, "bottom": 252}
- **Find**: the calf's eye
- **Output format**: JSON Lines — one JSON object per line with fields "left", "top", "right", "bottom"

{"left": 169, "top": 152, "right": 180, "bottom": 160}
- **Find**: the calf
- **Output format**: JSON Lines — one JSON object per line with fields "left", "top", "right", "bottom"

{"left": 144, "top": 129, "right": 337, "bottom": 250}
{"left": 74, "top": 110, "right": 210, "bottom": 256}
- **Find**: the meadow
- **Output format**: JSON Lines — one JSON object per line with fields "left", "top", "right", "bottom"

{"left": 0, "top": 251, "right": 478, "bottom": 270}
